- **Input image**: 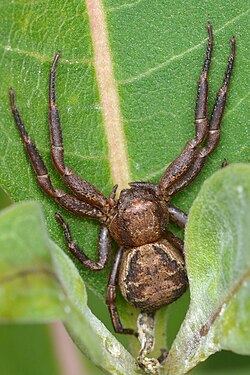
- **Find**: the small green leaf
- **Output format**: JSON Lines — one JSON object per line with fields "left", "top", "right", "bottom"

{"left": 165, "top": 164, "right": 250, "bottom": 374}
{"left": 0, "top": 202, "right": 139, "bottom": 375}
{"left": 0, "top": 202, "right": 65, "bottom": 321}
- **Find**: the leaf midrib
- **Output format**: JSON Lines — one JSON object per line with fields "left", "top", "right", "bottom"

{"left": 86, "top": 0, "right": 131, "bottom": 190}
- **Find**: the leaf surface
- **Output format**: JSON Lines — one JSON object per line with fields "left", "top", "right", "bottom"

{"left": 165, "top": 164, "right": 250, "bottom": 374}
{"left": 0, "top": 1, "right": 249, "bottom": 296}
{"left": 0, "top": 202, "right": 139, "bottom": 375}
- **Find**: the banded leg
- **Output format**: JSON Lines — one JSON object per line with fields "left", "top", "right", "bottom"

{"left": 10, "top": 89, "right": 104, "bottom": 221}
{"left": 166, "top": 36, "right": 235, "bottom": 197}
{"left": 159, "top": 24, "right": 213, "bottom": 192}
{"left": 159, "top": 25, "right": 235, "bottom": 198}
{"left": 49, "top": 53, "right": 109, "bottom": 211}
{"left": 56, "top": 213, "right": 111, "bottom": 270}
{"left": 106, "top": 247, "right": 137, "bottom": 336}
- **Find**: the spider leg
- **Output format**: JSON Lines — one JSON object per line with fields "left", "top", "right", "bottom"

{"left": 10, "top": 89, "right": 104, "bottom": 221}
{"left": 200, "top": 37, "right": 235, "bottom": 157}
{"left": 55, "top": 213, "right": 111, "bottom": 270}
{"left": 165, "top": 231, "right": 184, "bottom": 253}
{"left": 159, "top": 24, "right": 213, "bottom": 192}
{"left": 168, "top": 205, "right": 187, "bottom": 229}
{"left": 157, "top": 349, "right": 169, "bottom": 364}
{"left": 221, "top": 159, "right": 228, "bottom": 168}
{"left": 166, "top": 36, "right": 235, "bottom": 197}
{"left": 159, "top": 24, "right": 235, "bottom": 197}
{"left": 49, "top": 53, "right": 109, "bottom": 212}
{"left": 106, "top": 246, "right": 138, "bottom": 336}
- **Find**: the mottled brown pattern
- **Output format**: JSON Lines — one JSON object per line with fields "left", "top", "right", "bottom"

{"left": 119, "top": 240, "right": 188, "bottom": 311}
{"left": 109, "top": 187, "right": 169, "bottom": 247}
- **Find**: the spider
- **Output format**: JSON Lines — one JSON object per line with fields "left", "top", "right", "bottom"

{"left": 10, "top": 24, "right": 235, "bottom": 368}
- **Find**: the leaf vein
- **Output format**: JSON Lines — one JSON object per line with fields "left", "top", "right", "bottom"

{"left": 0, "top": 43, "right": 93, "bottom": 64}
{"left": 107, "top": 0, "right": 144, "bottom": 12}
{"left": 119, "top": 8, "right": 250, "bottom": 85}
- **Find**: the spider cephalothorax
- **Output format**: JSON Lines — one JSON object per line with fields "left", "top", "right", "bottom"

{"left": 109, "top": 186, "right": 170, "bottom": 247}
{"left": 10, "top": 23, "right": 235, "bottom": 369}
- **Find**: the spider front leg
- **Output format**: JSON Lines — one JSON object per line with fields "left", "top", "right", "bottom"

{"left": 159, "top": 24, "right": 213, "bottom": 192}
{"left": 49, "top": 53, "right": 109, "bottom": 213}
{"left": 166, "top": 35, "right": 235, "bottom": 196}
{"left": 56, "top": 213, "right": 111, "bottom": 270}
{"left": 9, "top": 89, "right": 104, "bottom": 222}
{"left": 159, "top": 24, "right": 235, "bottom": 197}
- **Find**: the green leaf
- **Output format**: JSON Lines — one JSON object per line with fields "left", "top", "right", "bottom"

{"left": 0, "top": 324, "right": 61, "bottom": 375}
{"left": 0, "top": 202, "right": 139, "bottom": 375}
{"left": 0, "top": 0, "right": 249, "bottom": 298}
{"left": 0, "top": 202, "right": 65, "bottom": 321}
{"left": 165, "top": 164, "right": 250, "bottom": 374}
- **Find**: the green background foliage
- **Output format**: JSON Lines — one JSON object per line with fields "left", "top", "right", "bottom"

{"left": 167, "top": 164, "right": 250, "bottom": 373}
{"left": 0, "top": 0, "right": 249, "bottom": 374}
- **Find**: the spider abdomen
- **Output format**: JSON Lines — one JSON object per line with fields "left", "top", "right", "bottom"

{"left": 118, "top": 239, "right": 188, "bottom": 312}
